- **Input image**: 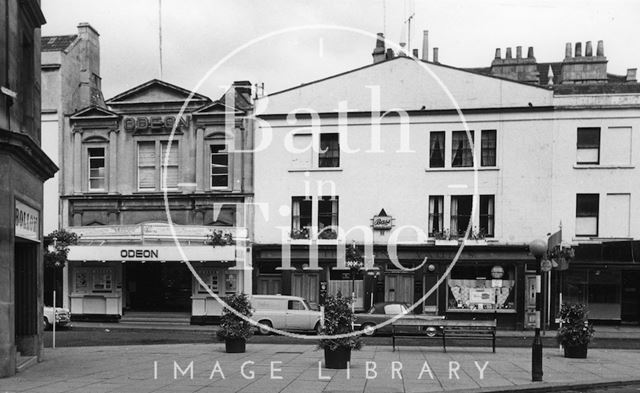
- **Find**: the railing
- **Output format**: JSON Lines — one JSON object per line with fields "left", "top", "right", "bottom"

{"left": 67, "top": 223, "right": 248, "bottom": 242}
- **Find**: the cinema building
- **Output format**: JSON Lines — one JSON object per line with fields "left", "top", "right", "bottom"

{"left": 61, "top": 79, "right": 254, "bottom": 323}
{"left": 252, "top": 35, "right": 640, "bottom": 329}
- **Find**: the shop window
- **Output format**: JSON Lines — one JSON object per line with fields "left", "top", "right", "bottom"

{"left": 480, "top": 195, "right": 495, "bottom": 237}
{"left": 447, "top": 264, "right": 516, "bottom": 311}
{"left": 481, "top": 130, "right": 496, "bottom": 167}
{"left": 319, "top": 133, "right": 340, "bottom": 168}
{"left": 318, "top": 196, "right": 339, "bottom": 231}
{"left": 210, "top": 140, "right": 229, "bottom": 188}
{"left": 197, "top": 269, "right": 219, "bottom": 294}
{"left": 428, "top": 195, "right": 444, "bottom": 236}
{"left": 92, "top": 269, "right": 112, "bottom": 292}
{"left": 137, "top": 140, "right": 179, "bottom": 191}
{"left": 291, "top": 197, "right": 312, "bottom": 236}
{"left": 576, "top": 194, "right": 599, "bottom": 236}
{"left": 225, "top": 273, "right": 237, "bottom": 295}
{"left": 577, "top": 128, "right": 600, "bottom": 164}
{"left": 450, "top": 195, "right": 472, "bottom": 236}
{"left": 74, "top": 270, "right": 90, "bottom": 292}
{"left": 88, "top": 147, "right": 106, "bottom": 191}
{"left": 429, "top": 131, "right": 445, "bottom": 168}
{"left": 451, "top": 130, "right": 474, "bottom": 167}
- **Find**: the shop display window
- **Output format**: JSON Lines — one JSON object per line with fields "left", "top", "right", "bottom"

{"left": 92, "top": 268, "right": 112, "bottom": 292}
{"left": 447, "top": 264, "right": 516, "bottom": 311}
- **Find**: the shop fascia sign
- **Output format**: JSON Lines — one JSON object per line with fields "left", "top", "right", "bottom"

{"left": 68, "top": 245, "right": 235, "bottom": 262}
{"left": 371, "top": 209, "right": 394, "bottom": 231}
{"left": 15, "top": 200, "right": 39, "bottom": 241}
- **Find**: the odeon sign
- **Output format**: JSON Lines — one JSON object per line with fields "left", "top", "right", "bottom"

{"left": 120, "top": 249, "right": 159, "bottom": 259}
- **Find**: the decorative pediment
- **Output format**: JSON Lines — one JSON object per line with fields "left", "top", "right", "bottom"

{"left": 193, "top": 101, "right": 244, "bottom": 116}
{"left": 106, "top": 79, "right": 210, "bottom": 106}
{"left": 70, "top": 105, "right": 120, "bottom": 120}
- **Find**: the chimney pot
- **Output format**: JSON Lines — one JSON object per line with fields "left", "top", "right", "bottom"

{"left": 516, "top": 46, "right": 522, "bottom": 59}
{"left": 585, "top": 41, "right": 593, "bottom": 56}
{"left": 575, "top": 42, "right": 582, "bottom": 57}
{"left": 506, "top": 47, "right": 512, "bottom": 59}
{"left": 375, "top": 33, "right": 385, "bottom": 48}
{"left": 527, "top": 46, "right": 534, "bottom": 58}
{"left": 372, "top": 33, "right": 386, "bottom": 63}
{"left": 421, "top": 30, "right": 429, "bottom": 61}
{"left": 433, "top": 47, "right": 439, "bottom": 63}
{"left": 386, "top": 48, "right": 395, "bottom": 60}
{"left": 565, "top": 42, "right": 572, "bottom": 58}
{"left": 494, "top": 48, "right": 501, "bottom": 59}
{"left": 627, "top": 68, "right": 637, "bottom": 82}
{"left": 597, "top": 40, "right": 604, "bottom": 57}
{"left": 412, "top": 48, "right": 419, "bottom": 58}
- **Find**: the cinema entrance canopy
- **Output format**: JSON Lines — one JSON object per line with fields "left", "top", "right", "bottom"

{"left": 63, "top": 223, "right": 249, "bottom": 323}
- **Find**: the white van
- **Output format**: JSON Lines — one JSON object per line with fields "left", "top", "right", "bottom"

{"left": 251, "top": 295, "right": 322, "bottom": 335}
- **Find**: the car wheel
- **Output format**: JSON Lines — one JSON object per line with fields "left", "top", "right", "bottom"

{"left": 314, "top": 322, "right": 322, "bottom": 335}
{"left": 362, "top": 323, "right": 376, "bottom": 336}
{"left": 43, "top": 317, "right": 52, "bottom": 331}
{"left": 257, "top": 320, "right": 272, "bottom": 335}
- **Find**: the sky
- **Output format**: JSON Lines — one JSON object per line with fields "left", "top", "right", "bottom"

{"left": 41, "top": 0, "right": 640, "bottom": 101}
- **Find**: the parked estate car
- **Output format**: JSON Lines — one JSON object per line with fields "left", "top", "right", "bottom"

{"left": 43, "top": 306, "right": 71, "bottom": 330}
{"left": 251, "top": 295, "right": 322, "bottom": 335}
{"left": 354, "top": 302, "right": 444, "bottom": 336}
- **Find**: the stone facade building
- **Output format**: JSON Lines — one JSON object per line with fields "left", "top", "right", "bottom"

{"left": 0, "top": 0, "right": 58, "bottom": 377}
{"left": 61, "top": 80, "right": 254, "bottom": 324}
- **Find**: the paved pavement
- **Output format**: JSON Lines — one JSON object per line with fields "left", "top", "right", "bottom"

{"left": 2, "top": 343, "right": 640, "bottom": 393}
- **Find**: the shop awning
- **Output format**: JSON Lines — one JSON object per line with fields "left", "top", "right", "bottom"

{"left": 68, "top": 245, "right": 236, "bottom": 262}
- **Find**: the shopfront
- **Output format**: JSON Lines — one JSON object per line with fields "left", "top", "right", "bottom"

{"left": 65, "top": 224, "right": 249, "bottom": 323}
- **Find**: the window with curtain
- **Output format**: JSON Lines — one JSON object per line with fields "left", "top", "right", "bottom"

{"left": 291, "top": 197, "right": 312, "bottom": 232}
{"left": 319, "top": 133, "right": 340, "bottom": 167}
{"left": 428, "top": 195, "right": 444, "bottom": 236}
{"left": 429, "top": 132, "right": 445, "bottom": 168}
{"left": 137, "top": 141, "right": 179, "bottom": 191}
{"left": 161, "top": 141, "right": 179, "bottom": 190}
{"left": 137, "top": 141, "right": 157, "bottom": 190}
{"left": 480, "top": 195, "right": 495, "bottom": 237}
{"left": 450, "top": 195, "right": 472, "bottom": 236}
{"left": 576, "top": 194, "right": 599, "bottom": 236}
{"left": 577, "top": 128, "right": 600, "bottom": 164}
{"left": 451, "top": 130, "right": 474, "bottom": 167}
{"left": 318, "top": 196, "right": 339, "bottom": 230}
{"left": 88, "top": 147, "right": 106, "bottom": 191}
{"left": 481, "top": 130, "right": 496, "bottom": 167}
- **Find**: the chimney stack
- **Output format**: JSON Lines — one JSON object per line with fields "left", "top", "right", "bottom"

{"left": 627, "top": 68, "right": 638, "bottom": 82}
{"left": 490, "top": 45, "right": 539, "bottom": 83}
{"left": 76, "top": 23, "right": 103, "bottom": 108}
{"left": 505, "top": 47, "right": 512, "bottom": 59}
{"left": 421, "top": 30, "right": 429, "bottom": 61}
{"left": 596, "top": 40, "right": 604, "bottom": 56}
{"left": 565, "top": 42, "right": 572, "bottom": 58}
{"left": 585, "top": 41, "right": 593, "bottom": 56}
{"left": 372, "top": 33, "right": 386, "bottom": 63}
{"left": 432, "top": 47, "right": 439, "bottom": 63}
{"left": 575, "top": 42, "right": 582, "bottom": 57}
{"left": 527, "top": 46, "right": 534, "bottom": 58}
{"left": 516, "top": 46, "right": 522, "bottom": 59}
{"left": 494, "top": 48, "right": 501, "bottom": 59}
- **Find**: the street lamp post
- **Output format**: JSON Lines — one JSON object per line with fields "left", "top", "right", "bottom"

{"left": 529, "top": 239, "right": 547, "bottom": 382}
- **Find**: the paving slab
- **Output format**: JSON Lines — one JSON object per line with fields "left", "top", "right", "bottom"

{"left": 1, "top": 343, "right": 640, "bottom": 392}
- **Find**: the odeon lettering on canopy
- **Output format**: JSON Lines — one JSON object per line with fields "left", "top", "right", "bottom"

{"left": 120, "top": 249, "right": 159, "bottom": 259}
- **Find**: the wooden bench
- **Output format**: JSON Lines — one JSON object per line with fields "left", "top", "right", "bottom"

{"left": 391, "top": 319, "right": 497, "bottom": 353}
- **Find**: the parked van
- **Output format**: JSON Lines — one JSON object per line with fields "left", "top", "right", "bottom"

{"left": 251, "top": 295, "right": 322, "bottom": 335}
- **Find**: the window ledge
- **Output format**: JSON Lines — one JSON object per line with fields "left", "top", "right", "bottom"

{"left": 425, "top": 167, "right": 500, "bottom": 173}
{"left": 447, "top": 309, "right": 516, "bottom": 314}
{"left": 573, "top": 164, "right": 635, "bottom": 170}
{"left": 288, "top": 168, "right": 343, "bottom": 173}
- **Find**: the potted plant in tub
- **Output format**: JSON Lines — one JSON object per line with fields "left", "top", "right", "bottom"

{"left": 216, "top": 293, "right": 253, "bottom": 353}
{"left": 318, "top": 293, "right": 362, "bottom": 369}
{"left": 557, "top": 303, "right": 595, "bottom": 358}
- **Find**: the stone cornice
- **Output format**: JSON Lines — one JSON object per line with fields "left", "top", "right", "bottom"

{"left": 0, "top": 128, "right": 58, "bottom": 181}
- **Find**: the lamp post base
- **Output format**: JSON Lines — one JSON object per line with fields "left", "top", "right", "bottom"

{"left": 532, "top": 329, "right": 543, "bottom": 381}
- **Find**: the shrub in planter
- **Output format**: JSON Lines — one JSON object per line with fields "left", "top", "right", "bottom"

{"left": 216, "top": 293, "right": 253, "bottom": 353}
{"left": 557, "top": 303, "right": 595, "bottom": 358}
{"left": 318, "top": 293, "right": 362, "bottom": 369}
